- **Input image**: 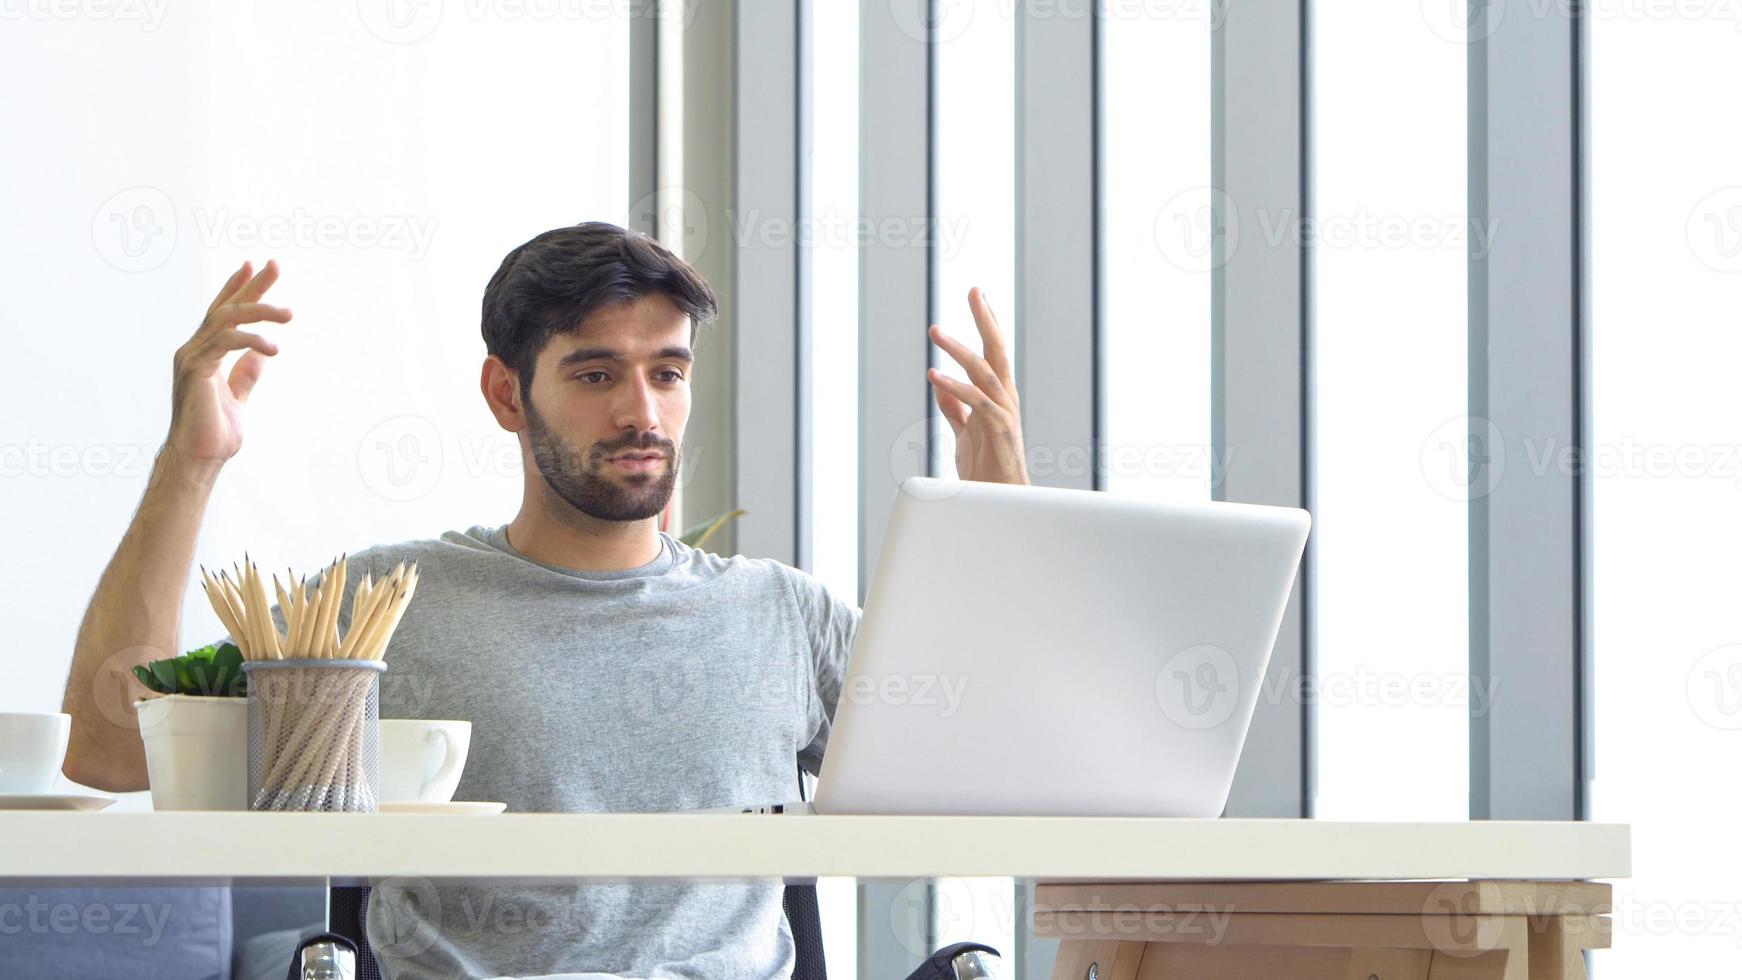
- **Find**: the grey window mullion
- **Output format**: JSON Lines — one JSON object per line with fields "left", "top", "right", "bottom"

{"left": 1213, "top": 0, "right": 1313, "bottom": 819}
{"left": 628, "top": 5, "right": 658, "bottom": 237}
{"left": 858, "top": 0, "right": 937, "bottom": 974}
{"left": 678, "top": 0, "right": 804, "bottom": 564}
{"left": 1014, "top": 0, "right": 1100, "bottom": 496}
{"left": 680, "top": 0, "right": 738, "bottom": 556}
{"left": 1011, "top": 3, "right": 1100, "bottom": 977}
{"left": 732, "top": 0, "right": 802, "bottom": 565}
{"left": 859, "top": 2, "right": 936, "bottom": 593}
{"left": 1467, "top": 0, "right": 1588, "bottom": 822}
{"left": 795, "top": 0, "right": 815, "bottom": 574}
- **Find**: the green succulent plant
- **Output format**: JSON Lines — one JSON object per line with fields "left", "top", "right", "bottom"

{"left": 132, "top": 642, "right": 248, "bottom": 698}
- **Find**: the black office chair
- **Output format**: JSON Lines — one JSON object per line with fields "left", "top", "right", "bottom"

{"left": 289, "top": 766, "right": 1002, "bottom": 980}
{"left": 299, "top": 884, "right": 999, "bottom": 980}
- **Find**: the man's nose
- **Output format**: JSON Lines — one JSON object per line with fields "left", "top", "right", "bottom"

{"left": 615, "top": 375, "right": 661, "bottom": 432}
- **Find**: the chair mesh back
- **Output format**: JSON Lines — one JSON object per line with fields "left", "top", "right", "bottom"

{"left": 784, "top": 881, "right": 830, "bottom": 980}
{"left": 787, "top": 761, "right": 828, "bottom": 979}
{"left": 328, "top": 885, "right": 383, "bottom": 980}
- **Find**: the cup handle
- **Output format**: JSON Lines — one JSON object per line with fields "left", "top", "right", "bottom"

{"left": 422, "top": 729, "right": 464, "bottom": 803}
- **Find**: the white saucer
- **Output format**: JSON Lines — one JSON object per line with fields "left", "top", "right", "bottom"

{"left": 378, "top": 800, "right": 506, "bottom": 815}
{"left": 0, "top": 792, "right": 116, "bottom": 811}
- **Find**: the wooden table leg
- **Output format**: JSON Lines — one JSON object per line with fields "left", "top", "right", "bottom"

{"left": 1050, "top": 939, "right": 1146, "bottom": 980}
{"left": 1347, "top": 947, "right": 1435, "bottom": 979}
{"left": 1035, "top": 881, "right": 1610, "bottom": 980}
{"left": 1424, "top": 949, "right": 1511, "bottom": 980}
{"left": 1525, "top": 914, "right": 1609, "bottom": 980}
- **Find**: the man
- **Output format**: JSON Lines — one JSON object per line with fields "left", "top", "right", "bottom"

{"left": 60, "top": 221, "right": 1030, "bottom": 978}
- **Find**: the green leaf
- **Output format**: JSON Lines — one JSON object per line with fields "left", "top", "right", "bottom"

{"left": 150, "top": 659, "right": 179, "bottom": 693}
{"left": 133, "top": 664, "right": 169, "bottom": 694}
{"left": 679, "top": 508, "right": 747, "bottom": 551}
{"left": 210, "top": 644, "right": 247, "bottom": 697}
{"left": 212, "top": 643, "right": 243, "bottom": 674}
{"left": 172, "top": 658, "right": 196, "bottom": 693}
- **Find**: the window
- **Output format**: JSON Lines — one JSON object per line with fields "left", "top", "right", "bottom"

{"left": 1103, "top": 4, "right": 1213, "bottom": 502}
{"left": 931, "top": 0, "right": 1017, "bottom": 483}
{"left": 1591, "top": 7, "right": 1742, "bottom": 973}
{"left": 806, "top": 0, "right": 861, "bottom": 973}
{"left": 1310, "top": 3, "right": 1469, "bottom": 820}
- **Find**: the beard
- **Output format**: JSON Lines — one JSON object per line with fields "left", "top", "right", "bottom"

{"left": 523, "top": 397, "right": 678, "bottom": 523}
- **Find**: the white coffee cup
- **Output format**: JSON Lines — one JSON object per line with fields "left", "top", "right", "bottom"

{"left": 0, "top": 712, "right": 71, "bottom": 794}
{"left": 378, "top": 719, "right": 471, "bottom": 803}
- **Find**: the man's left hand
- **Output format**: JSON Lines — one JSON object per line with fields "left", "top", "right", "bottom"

{"left": 926, "top": 287, "right": 1031, "bottom": 486}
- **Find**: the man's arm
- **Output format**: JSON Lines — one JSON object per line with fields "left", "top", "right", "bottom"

{"left": 60, "top": 260, "right": 291, "bottom": 791}
{"left": 795, "top": 571, "right": 862, "bottom": 779}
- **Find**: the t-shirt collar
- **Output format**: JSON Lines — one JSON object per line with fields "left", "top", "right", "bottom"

{"left": 485, "top": 524, "right": 676, "bottom": 581}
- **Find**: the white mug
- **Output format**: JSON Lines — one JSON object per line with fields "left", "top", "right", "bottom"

{"left": 0, "top": 712, "right": 71, "bottom": 794}
{"left": 378, "top": 720, "right": 471, "bottom": 803}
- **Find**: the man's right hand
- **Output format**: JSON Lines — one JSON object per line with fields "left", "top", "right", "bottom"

{"left": 166, "top": 260, "right": 292, "bottom": 468}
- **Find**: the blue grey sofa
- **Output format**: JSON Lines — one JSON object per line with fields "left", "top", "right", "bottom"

{"left": 0, "top": 885, "right": 322, "bottom": 980}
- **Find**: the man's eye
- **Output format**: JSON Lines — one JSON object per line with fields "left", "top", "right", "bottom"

{"left": 574, "top": 371, "right": 682, "bottom": 383}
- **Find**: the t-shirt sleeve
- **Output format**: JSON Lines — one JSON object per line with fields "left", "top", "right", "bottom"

{"left": 787, "top": 566, "right": 862, "bottom": 779}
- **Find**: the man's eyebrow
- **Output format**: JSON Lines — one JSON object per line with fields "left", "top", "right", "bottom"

{"left": 556, "top": 346, "right": 694, "bottom": 367}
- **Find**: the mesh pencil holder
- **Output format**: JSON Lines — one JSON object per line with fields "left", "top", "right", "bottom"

{"left": 242, "top": 659, "right": 387, "bottom": 812}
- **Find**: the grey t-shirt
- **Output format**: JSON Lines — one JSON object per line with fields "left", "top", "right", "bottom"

{"left": 216, "top": 524, "right": 860, "bottom": 979}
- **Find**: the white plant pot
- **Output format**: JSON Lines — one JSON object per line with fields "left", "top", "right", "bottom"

{"left": 134, "top": 695, "right": 247, "bottom": 811}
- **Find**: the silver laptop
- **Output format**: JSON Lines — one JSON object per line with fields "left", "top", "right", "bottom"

{"left": 810, "top": 477, "right": 1310, "bottom": 817}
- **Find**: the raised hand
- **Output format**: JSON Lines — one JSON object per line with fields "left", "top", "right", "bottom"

{"left": 166, "top": 260, "right": 292, "bottom": 468}
{"left": 926, "top": 287, "right": 1030, "bottom": 486}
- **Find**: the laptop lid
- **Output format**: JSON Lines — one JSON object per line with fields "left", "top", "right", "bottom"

{"left": 812, "top": 477, "right": 1310, "bottom": 817}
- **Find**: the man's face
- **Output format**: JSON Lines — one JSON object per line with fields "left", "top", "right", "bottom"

{"left": 520, "top": 294, "right": 693, "bottom": 523}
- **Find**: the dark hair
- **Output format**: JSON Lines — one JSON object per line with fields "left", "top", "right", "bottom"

{"left": 481, "top": 221, "right": 718, "bottom": 395}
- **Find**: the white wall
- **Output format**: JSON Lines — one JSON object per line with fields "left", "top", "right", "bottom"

{"left": 0, "top": 7, "right": 630, "bottom": 737}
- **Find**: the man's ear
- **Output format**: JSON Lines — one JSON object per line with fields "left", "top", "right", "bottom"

{"left": 480, "top": 355, "right": 526, "bottom": 433}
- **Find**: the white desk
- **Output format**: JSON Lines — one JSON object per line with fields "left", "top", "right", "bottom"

{"left": 0, "top": 813, "right": 1629, "bottom": 979}
{"left": 0, "top": 813, "right": 1627, "bottom": 882}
